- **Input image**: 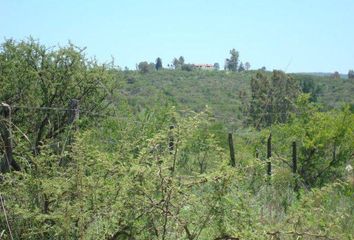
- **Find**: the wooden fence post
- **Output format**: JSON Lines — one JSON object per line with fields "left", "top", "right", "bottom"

{"left": 68, "top": 99, "right": 80, "bottom": 125}
{"left": 169, "top": 125, "right": 174, "bottom": 154}
{"left": 0, "top": 103, "right": 21, "bottom": 173}
{"left": 332, "top": 144, "right": 336, "bottom": 164}
{"left": 292, "top": 141, "right": 299, "bottom": 192}
{"left": 228, "top": 133, "right": 236, "bottom": 167}
{"left": 267, "top": 133, "right": 272, "bottom": 176}
{"left": 292, "top": 141, "right": 297, "bottom": 174}
{"left": 267, "top": 133, "right": 272, "bottom": 159}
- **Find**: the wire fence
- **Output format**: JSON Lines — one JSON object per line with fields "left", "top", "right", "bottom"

{"left": 5, "top": 103, "right": 308, "bottom": 123}
{"left": 2, "top": 100, "right": 336, "bottom": 214}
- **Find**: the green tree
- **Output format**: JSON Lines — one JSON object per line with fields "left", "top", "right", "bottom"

{"left": 273, "top": 97, "right": 354, "bottom": 187}
{"left": 148, "top": 62, "right": 155, "bottom": 71}
{"left": 299, "top": 77, "right": 322, "bottom": 102}
{"left": 0, "top": 38, "right": 115, "bottom": 167}
{"left": 332, "top": 71, "right": 340, "bottom": 79}
{"left": 155, "top": 57, "right": 162, "bottom": 70}
{"left": 244, "top": 62, "right": 251, "bottom": 70}
{"left": 271, "top": 70, "right": 300, "bottom": 123}
{"left": 246, "top": 70, "right": 300, "bottom": 128}
{"left": 181, "top": 63, "right": 194, "bottom": 71}
{"left": 238, "top": 62, "right": 245, "bottom": 72}
{"left": 138, "top": 61, "right": 151, "bottom": 73}
{"left": 348, "top": 70, "right": 354, "bottom": 79}
{"left": 172, "top": 56, "right": 186, "bottom": 70}
{"left": 178, "top": 56, "right": 185, "bottom": 65}
{"left": 224, "top": 59, "right": 229, "bottom": 70}
{"left": 227, "top": 48, "right": 239, "bottom": 72}
{"left": 249, "top": 71, "right": 271, "bottom": 127}
{"left": 172, "top": 57, "right": 180, "bottom": 69}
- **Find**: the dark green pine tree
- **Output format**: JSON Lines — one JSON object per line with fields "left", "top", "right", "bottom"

{"left": 155, "top": 57, "right": 162, "bottom": 70}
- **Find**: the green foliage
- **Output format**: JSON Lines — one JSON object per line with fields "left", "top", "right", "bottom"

{"left": 331, "top": 71, "right": 340, "bottom": 79}
{"left": 121, "top": 70, "right": 255, "bottom": 130}
{"left": 271, "top": 96, "right": 354, "bottom": 187}
{"left": 178, "top": 56, "right": 185, "bottom": 65}
{"left": 226, "top": 49, "right": 239, "bottom": 72}
{"left": 245, "top": 70, "right": 300, "bottom": 128}
{"left": 298, "top": 77, "right": 322, "bottom": 102}
{"left": 238, "top": 62, "right": 245, "bottom": 72}
{"left": 155, "top": 57, "right": 163, "bottom": 71}
{"left": 172, "top": 56, "right": 185, "bottom": 70}
{"left": 348, "top": 69, "right": 354, "bottom": 79}
{"left": 244, "top": 62, "right": 251, "bottom": 71}
{"left": 0, "top": 108, "right": 259, "bottom": 239}
{"left": 0, "top": 38, "right": 118, "bottom": 168}
{"left": 138, "top": 61, "right": 155, "bottom": 73}
{"left": 119, "top": 69, "right": 353, "bottom": 131}
{"left": 1, "top": 39, "right": 353, "bottom": 239}
{"left": 276, "top": 180, "right": 354, "bottom": 239}
{"left": 181, "top": 63, "right": 194, "bottom": 71}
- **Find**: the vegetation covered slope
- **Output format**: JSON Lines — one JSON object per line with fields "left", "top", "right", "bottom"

{"left": 120, "top": 69, "right": 354, "bottom": 128}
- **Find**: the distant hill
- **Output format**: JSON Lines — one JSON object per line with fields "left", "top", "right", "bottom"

{"left": 119, "top": 70, "right": 354, "bottom": 128}
{"left": 294, "top": 72, "right": 348, "bottom": 79}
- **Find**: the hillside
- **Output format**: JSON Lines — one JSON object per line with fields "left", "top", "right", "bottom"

{"left": 119, "top": 70, "right": 354, "bottom": 127}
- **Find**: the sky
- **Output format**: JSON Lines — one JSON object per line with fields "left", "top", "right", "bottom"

{"left": 0, "top": 0, "right": 353, "bottom": 73}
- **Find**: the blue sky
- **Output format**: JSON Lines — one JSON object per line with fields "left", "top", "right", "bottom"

{"left": 1, "top": 0, "right": 353, "bottom": 73}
